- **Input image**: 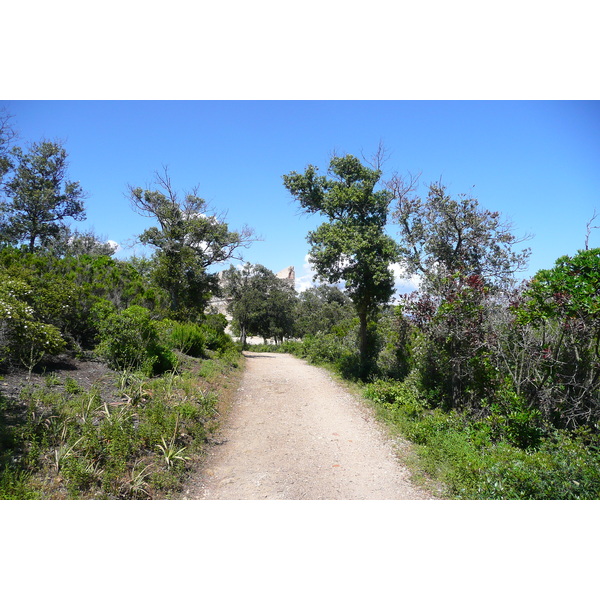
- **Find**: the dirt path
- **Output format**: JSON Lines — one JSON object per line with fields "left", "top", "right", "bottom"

{"left": 182, "top": 351, "right": 433, "bottom": 500}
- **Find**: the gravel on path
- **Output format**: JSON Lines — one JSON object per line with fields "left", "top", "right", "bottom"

{"left": 183, "top": 351, "right": 433, "bottom": 500}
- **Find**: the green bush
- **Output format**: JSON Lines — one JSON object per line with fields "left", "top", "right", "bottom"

{"left": 471, "top": 430, "right": 600, "bottom": 499}
{"left": 163, "top": 321, "right": 207, "bottom": 357}
{"left": 95, "top": 305, "right": 177, "bottom": 375}
{"left": 279, "top": 340, "right": 308, "bottom": 357}
{"left": 200, "top": 314, "right": 235, "bottom": 353}
{"left": 0, "top": 274, "right": 66, "bottom": 370}
{"left": 364, "top": 378, "right": 427, "bottom": 418}
{"left": 0, "top": 467, "right": 39, "bottom": 499}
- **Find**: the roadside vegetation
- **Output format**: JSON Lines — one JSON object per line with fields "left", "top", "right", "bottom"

{"left": 0, "top": 239, "right": 244, "bottom": 499}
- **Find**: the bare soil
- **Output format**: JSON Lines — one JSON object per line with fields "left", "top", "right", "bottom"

{"left": 0, "top": 354, "right": 121, "bottom": 406}
{"left": 182, "top": 351, "right": 434, "bottom": 500}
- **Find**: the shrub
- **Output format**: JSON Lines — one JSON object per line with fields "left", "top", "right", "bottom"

{"left": 95, "top": 305, "right": 177, "bottom": 375}
{"left": 0, "top": 274, "right": 66, "bottom": 370}
{"left": 164, "top": 321, "right": 207, "bottom": 357}
{"left": 471, "top": 430, "right": 600, "bottom": 500}
{"left": 200, "top": 314, "right": 235, "bottom": 353}
{"left": 0, "top": 467, "right": 39, "bottom": 499}
{"left": 363, "top": 379, "right": 427, "bottom": 417}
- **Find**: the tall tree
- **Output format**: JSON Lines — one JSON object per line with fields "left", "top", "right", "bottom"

{"left": 283, "top": 154, "right": 400, "bottom": 377}
{"left": 129, "top": 167, "right": 256, "bottom": 319}
{"left": 388, "top": 175, "right": 531, "bottom": 408}
{"left": 2, "top": 140, "right": 86, "bottom": 251}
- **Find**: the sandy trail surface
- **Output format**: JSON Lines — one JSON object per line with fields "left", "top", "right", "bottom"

{"left": 183, "top": 351, "right": 432, "bottom": 500}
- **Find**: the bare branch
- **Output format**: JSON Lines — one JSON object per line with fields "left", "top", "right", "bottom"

{"left": 585, "top": 208, "right": 599, "bottom": 250}
{"left": 362, "top": 140, "right": 391, "bottom": 172}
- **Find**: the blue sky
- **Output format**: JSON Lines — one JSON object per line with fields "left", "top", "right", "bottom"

{"left": 3, "top": 100, "right": 599, "bottom": 293}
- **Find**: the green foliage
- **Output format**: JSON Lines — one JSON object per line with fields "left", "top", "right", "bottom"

{"left": 472, "top": 431, "right": 600, "bottom": 500}
{"left": 399, "top": 276, "right": 502, "bottom": 410}
{"left": 160, "top": 320, "right": 207, "bottom": 357}
{"left": 363, "top": 379, "right": 427, "bottom": 415}
{"left": 0, "top": 467, "right": 40, "bottom": 499}
{"left": 95, "top": 305, "right": 177, "bottom": 375}
{"left": 0, "top": 351, "right": 233, "bottom": 499}
{"left": 200, "top": 313, "right": 236, "bottom": 353}
{"left": 0, "top": 248, "right": 168, "bottom": 351}
{"left": 129, "top": 168, "right": 254, "bottom": 319}
{"left": 389, "top": 178, "right": 530, "bottom": 293}
{"left": 222, "top": 263, "right": 297, "bottom": 347}
{"left": 295, "top": 285, "right": 354, "bottom": 337}
{"left": 511, "top": 249, "right": 600, "bottom": 428}
{"left": 519, "top": 248, "right": 600, "bottom": 322}
{"left": 0, "top": 272, "right": 66, "bottom": 370}
{"left": 284, "top": 154, "right": 400, "bottom": 379}
{"left": 2, "top": 140, "right": 86, "bottom": 252}
{"left": 368, "top": 383, "right": 600, "bottom": 499}
{"left": 45, "top": 227, "right": 117, "bottom": 259}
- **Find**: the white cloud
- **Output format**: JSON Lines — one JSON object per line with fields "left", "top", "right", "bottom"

{"left": 107, "top": 240, "right": 121, "bottom": 253}
{"left": 295, "top": 254, "right": 318, "bottom": 293}
{"left": 389, "top": 263, "right": 421, "bottom": 295}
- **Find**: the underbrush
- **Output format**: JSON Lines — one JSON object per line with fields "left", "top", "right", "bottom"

{"left": 363, "top": 378, "right": 600, "bottom": 499}
{"left": 0, "top": 348, "right": 243, "bottom": 499}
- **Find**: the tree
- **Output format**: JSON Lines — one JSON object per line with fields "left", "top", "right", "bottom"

{"left": 283, "top": 154, "right": 400, "bottom": 378}
{"left": 295, "top": 284, "right": 353, "bottom": 337}
{"left": 44, "top": 226, "right": 117, "bottom": 258}
{"left": 388, "top": 177, "right": 531, "bottom": 409}
{"left": 129, "top": 167, "right": 256, "bottom": 319}
{"left": 388, "top": 176, "right": 530, "bottom": 295}
{"left": 222, "top": 263, "right": 297, "bottom": 347}
{"left": 2, "top": 141, "right": 86, "bottom": 252}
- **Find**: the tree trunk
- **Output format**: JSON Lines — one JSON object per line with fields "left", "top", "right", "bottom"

{"left": 358, "top": 309, "right": 369, "bottom": 379}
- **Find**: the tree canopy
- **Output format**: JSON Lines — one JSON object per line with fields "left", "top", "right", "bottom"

{"left": 388, "top": 176, "right": 531, "bottom": 295}
{"left": 221, "top": 263, "right": 296, "bottom": 347}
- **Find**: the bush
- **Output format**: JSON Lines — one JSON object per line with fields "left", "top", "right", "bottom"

{"left": 95, "top": 305, "right": 177, "bottom": 375}
{"left": 472, "top": 430, "right": 600, "bottom": 499}
{"left": 0, "top": 467, "right": 39, "bottom": 499}
{"left": 0, "top": 274, "right": 66, "bottom": 370}
{"left": 200, "top": 314, "right": 235, "bottom": 353}
{"left": 160, "top": 320, "right": 207, "bottom": 357}
{"left": 363, "top": 379, "right": 427, "bottom": 417}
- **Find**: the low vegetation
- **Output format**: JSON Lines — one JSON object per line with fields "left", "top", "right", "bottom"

{"left": 0, "top": 331, "right": 242, "bottom": 500}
